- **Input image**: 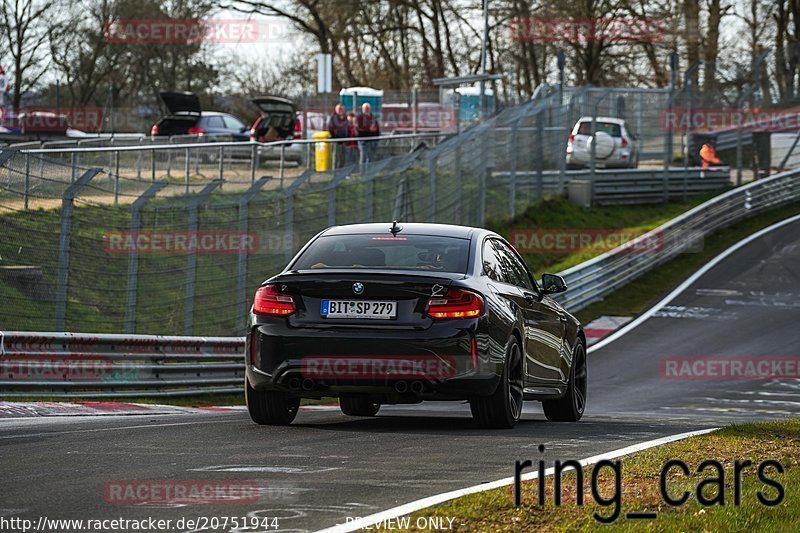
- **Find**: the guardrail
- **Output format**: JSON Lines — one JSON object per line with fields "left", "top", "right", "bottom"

{"left": 495, "top": 167, "right": 731, "bottom": 206}
{"left": 0, "top": 331, "right": 244, "bottom": 398}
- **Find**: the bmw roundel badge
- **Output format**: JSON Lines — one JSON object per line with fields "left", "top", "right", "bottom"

{"left": 352, "top": 282, "right": 365, "bottom": 295}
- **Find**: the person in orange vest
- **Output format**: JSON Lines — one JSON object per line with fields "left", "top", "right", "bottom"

{"left": 699, "top": 139, "right": 722, "bottom": 168}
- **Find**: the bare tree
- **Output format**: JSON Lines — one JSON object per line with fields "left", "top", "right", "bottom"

{"left": 0, "top": 0, "right": 57, "bottom": 108}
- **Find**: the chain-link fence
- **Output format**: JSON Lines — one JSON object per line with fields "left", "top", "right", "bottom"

{"left": 1, "top": 84, "right": 760, "bottom": 337}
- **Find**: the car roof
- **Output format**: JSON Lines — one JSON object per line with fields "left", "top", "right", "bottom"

{"left": 576, "top": 116, "right": 626, "bottom": 124}
{"left": 320, "top": 222, "right": 494, "bottom": 240}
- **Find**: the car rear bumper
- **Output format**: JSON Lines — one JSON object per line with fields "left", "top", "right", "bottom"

{"left": 245, "top": 320, "right": 502, "bottom": 401}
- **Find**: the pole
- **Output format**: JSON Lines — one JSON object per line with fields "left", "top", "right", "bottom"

{"left": 479, "top": 0, "right": 489, "bottom": 120}
{"left": 55, "top": 169, "right": 101, "bottom": 331}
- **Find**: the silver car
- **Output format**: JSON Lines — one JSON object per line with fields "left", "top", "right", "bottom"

{"left": 566, "top": 116, "right": 639, "bottom": 169}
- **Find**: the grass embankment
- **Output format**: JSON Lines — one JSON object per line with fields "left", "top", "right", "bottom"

{"left": 378, "top": 419, "right": 800, "bottom": 532}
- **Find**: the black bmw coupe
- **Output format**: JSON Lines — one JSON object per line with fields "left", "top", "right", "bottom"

{"left": 245, "top": 222, "right": 586, "bottom": 428}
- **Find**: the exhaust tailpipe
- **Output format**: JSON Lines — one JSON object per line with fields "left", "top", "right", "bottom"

{"left": 288, "top": 377, "right": 301, "bottom": 390}
{"left": 301, "top": 378, "right": 315, "bottom": 391}
{"left": 394, "top": 381, "right": 408, "bottom": 393}
{"left": 410, "top": 381, "right": 424, "bottom": 394}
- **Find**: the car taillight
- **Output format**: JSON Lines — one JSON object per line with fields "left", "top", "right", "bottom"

{"left": 568, "top": 134, "right": 575, "bottom": 144}
{"left": 621, "top": 136, "right": 628, "bottom": 148}
{"left": 150, "top": 124, "right": 158, "bottom": 136}
{"left": 188, "top": 126, "right": 205, "bottom": 136}
{"left": 253, "top": 284, "right": 296, "bottom": 316}
{"left": 293, "top": 118, "right": 302, "bottom": 139}
{"left": 425, "top": 288, "right": 484, "bottom": 320}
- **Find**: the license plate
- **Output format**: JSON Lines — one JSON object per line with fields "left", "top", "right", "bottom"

{"left": 321, "top": 300, "right": 397, "bottom": 319}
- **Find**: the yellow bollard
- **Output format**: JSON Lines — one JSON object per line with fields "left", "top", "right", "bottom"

{"left": 312, "top": 131, "right": 333, "bottom": 171}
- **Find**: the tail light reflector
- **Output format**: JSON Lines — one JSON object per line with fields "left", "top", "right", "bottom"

{"left": 253, "top": 284, "right": 296, "bottom": 316}
{"left": 471, "top": 336, "right": 478, "bottom": 368}
{"left": 568, "top": 134, "right": 575, "bottom": 144}
{"left": 188, "top": 126, "right": 205, "bottom": 136}
{"left": 150, "top": 124, "right": 159, "bottom": 136}
{"left": 425, "top": 289, "right": 484, "bottom": 320}
{"left": 249, "top": 331, "right": 257, "bottom": 365}
{"left": 621, "top": 136, "right": 629, "bottom": 148}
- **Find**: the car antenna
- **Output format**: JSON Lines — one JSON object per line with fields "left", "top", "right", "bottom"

{"left": 389, "top": 220, "right": 403, "bottom": 235}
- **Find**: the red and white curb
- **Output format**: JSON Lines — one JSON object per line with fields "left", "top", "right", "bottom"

{"left": 584, "top": 315, "right": 631, "bottom": 346}
{"left": 0, "top": 401, "right": 339, "bottom": 418}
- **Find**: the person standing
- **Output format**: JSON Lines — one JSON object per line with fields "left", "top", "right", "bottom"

{"left": 327, "top": 103, "right": 349, "bottom": 168}
{"left": 356, "top": 103, "right": 380, "bottom": 165}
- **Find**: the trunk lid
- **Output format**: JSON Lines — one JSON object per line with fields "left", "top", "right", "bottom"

{"left": 160, "top": 91, "right": 202, "bottom": 116}
{"left": 274, "top": 271, "right": 456, "bottom": 329}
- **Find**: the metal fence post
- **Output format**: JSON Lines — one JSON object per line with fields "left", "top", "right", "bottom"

{"left": 55, "top": 169, "right": 101, "bottom": 331}
{"left": 183, "top": 180, "right": 223, "bottom": 336}
{"left": 218, "top": 145, "right": 225, "bottom": 183}
{"left": 114, "top": 150, "right": 121, "bottom": 204}
{"left": 184, "top": 147, "right": 191, "bottom": 194}
{"left": 124, "top": 181, "right": 167, "bottom": 334}
{"left": 558, "top": 98, "right": 574, "bottom": 194}
{"left": 24, "top": 153, "right": 30, "bottom": 210}
{"left": 509, "top": 116, "right": 520, "bottom": 219}
{"left": 136, "top": 138, "right": 143, "bottom": 179}
{"left": 250, "top": 144, "right": 258, "bottom": 183}
{"left": 70, "top": 152, "right": 77, "bottom": 182}
{"left": 536, "top": 107, "right": 544, "bottom": 201}
{"left": 237, "top": 177, "right": 270, "bottom": 335}
{"left": 428, "top": 156, "right": 437, "bottom": 222}
{"left": 455, "top": 143, "right": 463, "bottom": 223}
{"left": 284, "top": 191, "right": 295, "bottom": 264}
{"left": 151, "top": 145, "right": 156, "bottom": 181}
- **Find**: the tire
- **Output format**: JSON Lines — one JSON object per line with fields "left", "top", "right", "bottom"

{"left": 245, "top": 376, "right": 300, "bottom": 425}
{"left": 470, "top": 338, "right": 524, "bottom": 429}
{"left": 543, "top": 340, "right": 587, "bottom": 422}
{"left": 339, "top": 397, "right": 381, "bottom": 417}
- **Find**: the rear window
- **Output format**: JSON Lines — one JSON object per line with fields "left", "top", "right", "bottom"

{"left": 577, "top": 121, "right": 622, "bottom": 137}
{"left": 291, "top": 234, "right": 471, "bottom": 273}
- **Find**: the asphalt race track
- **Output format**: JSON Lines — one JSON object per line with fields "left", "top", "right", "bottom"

{"left": 2, "top": 217, "right": 799, "bottom": 532}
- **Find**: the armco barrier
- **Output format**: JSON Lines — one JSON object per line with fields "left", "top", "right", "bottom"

{"left": 0, "top": 331, "right": 243, "bottom": 398}
{"left": 1, "top": 167, "right": 798, "bottom": 398}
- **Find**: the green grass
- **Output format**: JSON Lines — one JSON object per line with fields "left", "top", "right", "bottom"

{"left": 376, "top": 419, "right": 800, "bottom": 532}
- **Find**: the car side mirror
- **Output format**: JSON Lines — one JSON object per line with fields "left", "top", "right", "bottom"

{"left": 541, "top": 273, "right": 567, "bottom": 294}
